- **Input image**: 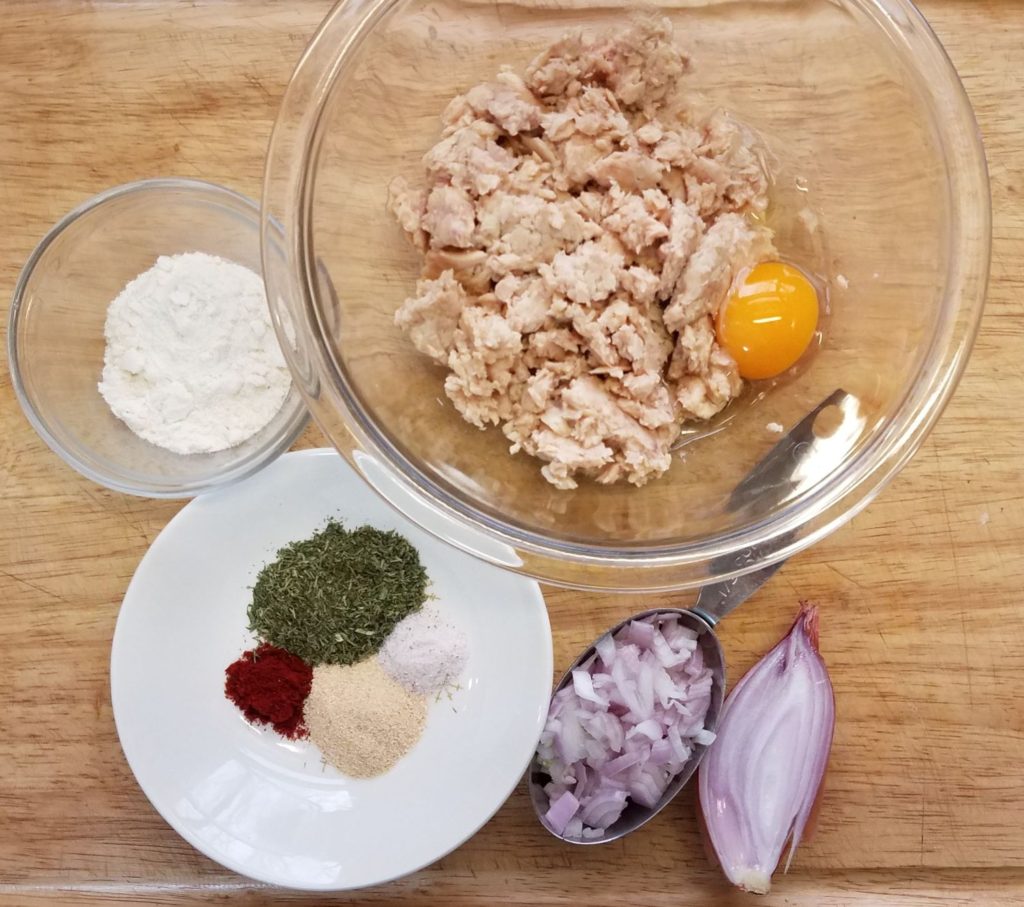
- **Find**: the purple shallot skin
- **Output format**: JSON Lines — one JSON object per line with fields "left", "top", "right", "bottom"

{"left": 698, "top": 603, "right": 835, "bottom": 895}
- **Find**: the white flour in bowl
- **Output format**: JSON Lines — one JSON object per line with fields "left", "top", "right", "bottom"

{"left": 98, "top": 252, "right": 291, "bottom": 454}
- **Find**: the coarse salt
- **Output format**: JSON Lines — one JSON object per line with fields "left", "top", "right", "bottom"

{"left": 379, "top": 605, "right": 468, "bottom": 695}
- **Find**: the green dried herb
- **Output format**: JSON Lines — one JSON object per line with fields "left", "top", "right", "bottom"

{"left": 248, "top": 520, "right": 427, "bottom": 666}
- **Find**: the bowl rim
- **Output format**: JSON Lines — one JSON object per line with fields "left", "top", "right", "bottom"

{"left": 8, "top": 177, "right": 310, "bottom": 499}
{"left": 261, "top": 0, "right": 991, "bottom": 590}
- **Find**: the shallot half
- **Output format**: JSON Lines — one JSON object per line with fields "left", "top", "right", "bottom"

{"left": 699, "top": 603, "right": 835, "bottom": 894}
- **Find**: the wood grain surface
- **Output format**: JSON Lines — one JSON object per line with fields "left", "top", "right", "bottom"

{"left": 1, "top": 1, "right": 1022, "bottom": 904}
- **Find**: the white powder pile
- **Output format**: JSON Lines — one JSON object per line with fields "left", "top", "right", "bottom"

{"left": 98, "top": 252, "right": 291, "bottom": 455}
{"left": 378, "top": 605, "right": 469, "bottom": 695}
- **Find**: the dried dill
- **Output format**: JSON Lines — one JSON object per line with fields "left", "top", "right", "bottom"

{"left": 247, "top": 520, "right": 427, "bottom": 666}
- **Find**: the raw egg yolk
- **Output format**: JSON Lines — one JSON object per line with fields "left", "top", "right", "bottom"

{"left": 716, "top": 261, "right": 819, "bottom": 381}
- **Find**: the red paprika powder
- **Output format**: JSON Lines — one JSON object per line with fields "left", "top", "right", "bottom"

{"left": 225, "top": 642, "right": 313, "bottom": 739}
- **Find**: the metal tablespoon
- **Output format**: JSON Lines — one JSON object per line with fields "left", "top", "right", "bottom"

{"left": 528, "top": 390, "right": 856, "bottom": 844}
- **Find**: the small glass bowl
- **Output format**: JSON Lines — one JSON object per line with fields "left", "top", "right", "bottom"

{"left": 8, "top": 178, "right": 308, "bottom": 497}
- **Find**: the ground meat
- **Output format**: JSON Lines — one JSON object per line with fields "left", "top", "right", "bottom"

{"left": 474, "top": 192, "right": 600, "bottom": 274}
{"left": 662, "top": 213, "right": 775, "bottom": 333}
{"left": 541, "top": 239, "right": 625, "bottom": 305}
{"left": 445, "top": 306, "right": 525, "bottom": 428}
{"left": 602, "top": 186, "right": 670, "bottom": 255}
{"left": 389, "top": 18, "right": 773, "bottom": 489}
{"left": 386, "top": 177, "right": 428, "bottom": 251}
{"left": 657, "top": 199, "right": 705, "bottom": 301}
{"left": 394, "top": 270, "right": 468, "bottom": 364}
{"left": 423, "top": 185, "right": 476, "bottom": 249}
{"left": 525, "top": 19, "right": 691, "bottom": 112}
{"left": 464, "top": 70, "right": 546, "bottom": 135}
{"left": 671, "top": 345, "right": 743, "bottom": 421}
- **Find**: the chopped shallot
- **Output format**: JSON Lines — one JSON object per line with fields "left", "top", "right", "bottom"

{"left": 534, "top": 615, "right": 717, "bottom": 838}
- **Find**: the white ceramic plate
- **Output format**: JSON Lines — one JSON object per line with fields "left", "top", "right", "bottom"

{"left": 111, "top": 449, "right": 552, "bottom": 891}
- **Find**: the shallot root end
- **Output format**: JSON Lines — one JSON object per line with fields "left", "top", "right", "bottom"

{"left": 797, "top": 600, "right": 820, "bottom": 650}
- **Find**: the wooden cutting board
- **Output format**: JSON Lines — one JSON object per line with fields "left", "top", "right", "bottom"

{"left": 1, "top": 1, "right": 1022, "bottom": 904}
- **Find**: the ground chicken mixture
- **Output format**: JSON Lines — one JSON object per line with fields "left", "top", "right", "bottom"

{"left": 388, "top": 19, "right": 775, "bottom": 489}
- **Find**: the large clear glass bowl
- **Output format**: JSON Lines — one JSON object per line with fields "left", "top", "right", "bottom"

{"left": 262, "top": 0, "right": 989, "bottom": 591}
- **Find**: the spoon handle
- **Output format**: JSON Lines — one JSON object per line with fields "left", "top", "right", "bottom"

{"left": 692, "top": 389, "right": 853, "bottom": 626}
{"left": 692, "top": 553, "right": 789, "bottom": 626}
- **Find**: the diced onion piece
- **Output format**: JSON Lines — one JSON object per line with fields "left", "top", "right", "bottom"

{"left": 554, "top": 711, "right": 587, "bottom": 765}
{"left": 667, "top": 724, "right": 690, "bottom": 763}
{"left": 693, "top": 728, "right": 716, "bottom": 747}
{"left": 595, "top": 633, "right": 616, "bottom": 667}
{"left": 662, "top": 619, "right": 698, "bottom": 651}
{"left": 572, "top": 669, "right": 609, "bottom": 707}
{"left": 580, "top": 788, "right": 629, "bottom": 829}
{"left": 603, "top": 750, "right": 643, "bottom": 776}
{"left": 627, "top": 764, "right": 667, "bottom": 809}
{"left": 626, "top": 718, "right": 663, "bottom": 742}
{"left": 651, "top": 629, "right": 690, "bottom": 668}
{"left": 623, "top": 620, "right": 655, "bottom": 648}
{"left": 684, "top": 645, "right": 705, "bottom": 677}
{"left": 649, "top": 738, "right": 674, "bottom": 765}
{"left": 544, "top": 791, "right": 580, "bottom": 835}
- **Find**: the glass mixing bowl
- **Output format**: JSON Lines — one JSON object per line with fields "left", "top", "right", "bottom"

{"left": 262, "top": 0, "right": 989, "bottom": 591}
{"left": 9, "top": 179, "right": 309, "bottom": 497}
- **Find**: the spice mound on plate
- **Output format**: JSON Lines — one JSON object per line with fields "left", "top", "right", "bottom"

{"left": 248, "top": 520, "right": 428, "bottom": 666}
{"left": 306, "top": 659, "right": 428, "bottom": 778}
{"left": 379, "top": 604, "right": 469, "bottom": 695}
{"left": 224, "top": 642, "right": 313, "bottom": 739}
{"left": 98, "top": 252, "right": 292, "bottom": 455}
